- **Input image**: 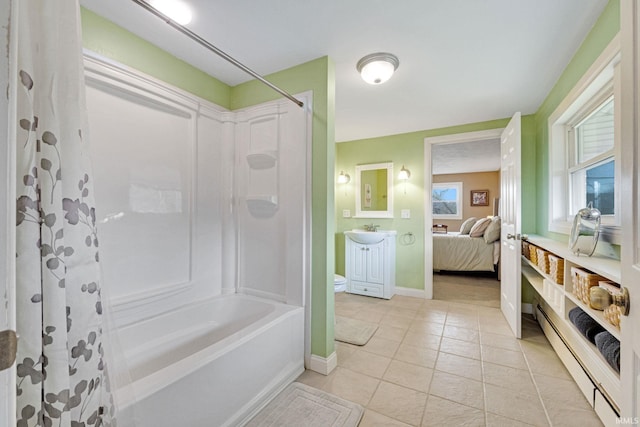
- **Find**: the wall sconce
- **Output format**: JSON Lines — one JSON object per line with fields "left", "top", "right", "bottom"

{"left": 337, "top": 171, "right": 351, "bottom": 184}
{"left": 398, "top": 165, "right": 411, "bottom": 181}
{"left": 356, "top": 53, "right": 400, "bottom": 85}
{"left": 398, "top": 165, "right": 410, "bottom": 194}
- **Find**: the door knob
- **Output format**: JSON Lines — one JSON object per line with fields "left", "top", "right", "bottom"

{"left": 507, "top": 233, "right": 517, "bottom": 240}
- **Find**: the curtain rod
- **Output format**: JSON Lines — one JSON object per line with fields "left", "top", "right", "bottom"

{"left": 131, "top": 0, "right": 304, "bottom": 108}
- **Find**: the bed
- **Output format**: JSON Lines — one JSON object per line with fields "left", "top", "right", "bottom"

{"left": 432, "top": 231, "right": 500, "bottom": 273}
{"left": 433, "top": 232, "right": 500, "bottom": 271}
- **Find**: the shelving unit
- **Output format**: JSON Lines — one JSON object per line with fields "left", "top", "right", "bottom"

{"left": 522, "top": 235, "right": 621, "bottom": 425}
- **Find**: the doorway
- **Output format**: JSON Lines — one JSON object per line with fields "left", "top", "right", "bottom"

{"left": 423, "top": 129, "right": 503, "bottom": 305}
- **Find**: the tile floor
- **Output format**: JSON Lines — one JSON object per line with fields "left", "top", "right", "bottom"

{"left": 296, "top": 274, "right": 603, "bottom": 426}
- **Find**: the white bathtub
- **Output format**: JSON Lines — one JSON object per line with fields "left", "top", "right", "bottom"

{"left": 115, "top": 294, "right": 305, "bottom": 427}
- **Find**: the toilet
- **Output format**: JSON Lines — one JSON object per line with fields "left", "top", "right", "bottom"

{"left": 334, "top": 274, "right": 347, "bottom": 293}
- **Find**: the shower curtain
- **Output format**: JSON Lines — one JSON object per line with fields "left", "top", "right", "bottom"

{"left": 14, "top": 1, "right": 115, "bottom": 426}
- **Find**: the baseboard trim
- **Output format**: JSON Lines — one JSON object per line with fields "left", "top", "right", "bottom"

{"left": 522, "top": 303, "right": 534, "bottom": 315}
{"left": 308, "top": 351, "right": 337, "bottom": 376}
{"left": 394, "top": 287, "right": 427, "bottom": 299}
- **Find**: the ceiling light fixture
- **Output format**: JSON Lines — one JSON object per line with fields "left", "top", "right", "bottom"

{"left": 356, "top": 52, "right": 399, "bottom": 85}
{"left": 149, "top": 0, "right": 193, "bottom": 25}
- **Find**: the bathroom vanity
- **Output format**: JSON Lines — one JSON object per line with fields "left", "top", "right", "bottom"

{"left": 344, "top": 230, "right": 396, "bottom": 299}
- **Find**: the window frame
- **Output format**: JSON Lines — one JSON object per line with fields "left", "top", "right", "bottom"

{"left": 568, "top": 93, "right": 615, "bottom": 218}
{"left": 548, "top": 35, "right": 621, "bottom": 243}
{"left": 432, "top": 181, "right": 463, "bottom": 220}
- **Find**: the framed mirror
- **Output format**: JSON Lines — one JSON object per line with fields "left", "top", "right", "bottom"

{"left": 355, "top": 162, "right": 394, "bottom": 218}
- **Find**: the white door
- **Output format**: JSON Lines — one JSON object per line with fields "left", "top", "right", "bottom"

{"left": 0, "top": 0, "right": 15, "bottom": 424}
{"left": 620, "top": 0, "right": 640, "bottom": 418}
{"left": 500, "top": 112, "right": 522, "bottom": 338}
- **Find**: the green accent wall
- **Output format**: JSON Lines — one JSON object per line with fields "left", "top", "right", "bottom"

{"left": 336, "top": 117, "right": 537, "bottom": 290}
{"left": 533, "top": 0, "right": 620, "bottom": 240}
{"left": 81, "top": 9, "right": 337, "bottom": 360}
{"left": 81, "top": 8, "right": 231, "bottom": 108}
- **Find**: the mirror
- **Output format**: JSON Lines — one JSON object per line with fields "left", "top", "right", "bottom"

{"left": 355, "top": 162, "right": 394, "bottom": 218}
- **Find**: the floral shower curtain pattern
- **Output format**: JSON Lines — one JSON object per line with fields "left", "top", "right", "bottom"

{"left": 14, "top": 2, "right": 114, "bottom": 426}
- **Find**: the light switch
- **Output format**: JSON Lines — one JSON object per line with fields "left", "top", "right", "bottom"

{"left": 343, "top": 209, "right": 351, "bottom": 218}
{"left": 401, "top": 209, "right": 410, "bottom": 219}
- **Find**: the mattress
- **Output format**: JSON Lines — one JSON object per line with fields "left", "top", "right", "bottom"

{"left": 432, "top": 232, "right": 498, "bottom": 272}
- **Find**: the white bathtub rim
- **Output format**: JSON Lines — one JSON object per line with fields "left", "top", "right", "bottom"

{"left": 114, "top": 297, "right": 303, "bottom": 406}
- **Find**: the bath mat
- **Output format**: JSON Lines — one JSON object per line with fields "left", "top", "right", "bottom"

{"left": 334, "top": 316, "right": 378, "bottom": 346}
{"left": 246, "top": 382, "right": 363, "bottom": 427}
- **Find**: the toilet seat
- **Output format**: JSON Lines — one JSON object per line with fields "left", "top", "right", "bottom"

{"left": 334, "top": 274, "right": 347, "bottom": 292}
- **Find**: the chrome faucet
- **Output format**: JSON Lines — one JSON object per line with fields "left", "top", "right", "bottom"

{"left": 364, "top": 223, "right": 380, "bottom": 232}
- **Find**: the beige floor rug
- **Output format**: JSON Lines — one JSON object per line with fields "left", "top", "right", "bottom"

{"left": 246, "top": 382, "right": 363, "bottom": 427}
{"left": 335, "top": 315, "right": 378, "bottom": 346}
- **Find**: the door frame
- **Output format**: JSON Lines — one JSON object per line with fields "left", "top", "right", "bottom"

{"left": 424, "top": 128, "right": 504, "bottom": 299}
{"left": 619, "top": 0, "right": 640, "bottom": 418}
{"left": 0, "top": 0, "right": 16, "bottom": 425}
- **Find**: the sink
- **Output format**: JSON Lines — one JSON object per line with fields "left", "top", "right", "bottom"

{"left": 344, "top": 229, "right": 395, "bottom": 245}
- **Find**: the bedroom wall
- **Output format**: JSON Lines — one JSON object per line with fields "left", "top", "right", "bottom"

{"left": 432, "top": 171, "right": 500, "bottom": 231}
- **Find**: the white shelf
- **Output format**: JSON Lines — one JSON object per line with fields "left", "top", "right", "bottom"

{"left": 565, "top": 292, "right": 621, "bottom": 340}
{"left": 526, "top": 235, "right": 620, "bottom": 283}
{"left": 522, "top": 257, "right": 564, "bottom": 316}
{"left": 522, "top": 235, "right": 622, "bottom": 416}
{"left": 245, "top": 195, "right": 278, "bottom": 217}
{"left": 246, "top": 151, "right": 277, "bottom": 169}
{"left": 522, "top": 261, "right": 543, "bottom": 294}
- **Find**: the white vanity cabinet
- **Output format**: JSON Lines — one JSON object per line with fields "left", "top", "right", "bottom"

{"left": 344, "top": 230, "right": 396, "bottom": 299}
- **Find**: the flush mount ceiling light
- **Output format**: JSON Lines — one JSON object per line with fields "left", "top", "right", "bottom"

{"left": 356, "top": 52, "right": 399, "bottom": 85}
{"left": 149, "top": 0, "right": 193, "bottom": 25}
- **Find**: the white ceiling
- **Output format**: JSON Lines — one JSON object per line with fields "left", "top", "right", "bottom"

{"left": 80, "top": 0, "right": 608, "bottom": 144}
{"left": 432, "top": 139, "right": 501, "bottom": 175}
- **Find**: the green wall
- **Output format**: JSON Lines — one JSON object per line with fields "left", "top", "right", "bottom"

{"left": 81, "top": 9, "right": 337, "bottom": 360}
{"left": 336, "top": 0, "right": 620, "bottom": 294}
{"left": 336, "top": 116, "right": 537, "bottom": 290}
{"left": 533, "top": 0, "right": 620, "bottom": 240}
{"left": 81, "top": 8, "right": 231, "bottom": 108}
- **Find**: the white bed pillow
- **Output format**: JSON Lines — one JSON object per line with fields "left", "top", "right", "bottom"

{"left": 459, "top": 217, "right": 477, "bottom": 235}
{"left": 469, "top": 217, "right": 491, "bottom": 237}
{"left": 484, "top": 216, "right": 501, "bottom": 243}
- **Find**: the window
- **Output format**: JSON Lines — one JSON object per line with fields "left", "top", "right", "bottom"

{"left": 548, "top": 38, "right": 620, "bottom": 240}
{"left": 569, "top": 97, "right": 615, "bottom": 216}
{"left": 432, "top": 182, "right": 462, "bottom": 220}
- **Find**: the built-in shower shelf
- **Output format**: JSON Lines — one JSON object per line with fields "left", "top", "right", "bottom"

{"left": 246, "top": 151, "right": 278, "bottom": 169}
{"left": 246, "top": 195, "right": 278, "bottom": 216}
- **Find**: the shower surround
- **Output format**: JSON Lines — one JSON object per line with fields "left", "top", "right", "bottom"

{"left": 84, "top": 53, "right": 311, "bottom": 426}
